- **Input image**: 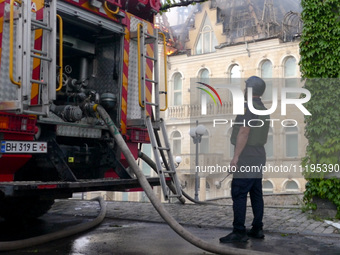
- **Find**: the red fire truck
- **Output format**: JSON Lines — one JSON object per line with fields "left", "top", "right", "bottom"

{"left": 0, "top": 0, "right": 182, "bottom": 220}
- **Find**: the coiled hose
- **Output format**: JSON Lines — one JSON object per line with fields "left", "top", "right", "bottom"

{"left": 95, "top": 105, "right": 276, "bottom": 255}
{"left": 0, "top": 197, "right": 106, "bottom": 251}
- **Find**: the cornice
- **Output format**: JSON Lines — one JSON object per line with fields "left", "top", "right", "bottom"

{"left": 169, "top": 39, "right": 300, "bottom": 65}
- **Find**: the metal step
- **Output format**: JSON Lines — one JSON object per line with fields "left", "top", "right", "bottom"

{"left": 145, "top": 55, "right": 157, "bottom": 61}
{"left": 30, "top": 79, "right": 47, "bottom": 85}
{"left": 145, "top": 78, "right": 158, "bottom": 84}
{"left": 31, "top": 19, "right": 52, "bottom": 31}
{"left": 145, "top": 102, "right": 158, "bottom": 106}
{"left": 30, "top": 53, "right": 52, "bottom": 62}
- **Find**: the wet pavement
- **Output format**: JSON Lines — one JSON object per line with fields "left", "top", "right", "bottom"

{"left": 1, "top": 199, "right": 340, "bottom": 254}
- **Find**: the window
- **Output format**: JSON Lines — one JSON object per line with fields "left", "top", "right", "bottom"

{"left": 284, "top": 57, "right": 297, "bottom": 77}
{"left": 261, "top": 60, "right": 272, "bottom": 77}
{"left": 199, "top": 69, "right": 210, "bottom": 82}
{"left": 260, "top": 60, "right": 273, "bottom": 101}
{"left": 262, "top": 180, "right": 274, "bottom": 194}
{"left": 264, "top": 127, "right": 273, "bottom": 158}
{"left": 228, "top": 64, "right": 241, "bottom": 100}
{"left": 195, "top": 17, "right": 218, "bottom": 55}
{"left": 230, "top": 64, "right": 241, "bottom": 79}
{"left": 199, "top": 129, "right": 209, "bottom": 154}
{"left": 285, "top": 126, "right": 298, "bottom": 157}
{"left": 284, "top": 57, "right": 298, "bottom": 98}
{"left": 173, "top": 73, "right": 182, "bottom": 106}
{"left": 284, "top": 180, "right": 299, "bottom": 192}
{"left": 171, "top": 131, "right": 182, "bottom": 155}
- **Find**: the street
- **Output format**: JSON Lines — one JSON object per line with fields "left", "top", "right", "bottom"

{"left": 1, "top": 199, "right": 340, "bottom": 255}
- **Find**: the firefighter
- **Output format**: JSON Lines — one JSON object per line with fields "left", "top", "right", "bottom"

{"left": 219, "top": 76, "right": 270, "bottom": 243}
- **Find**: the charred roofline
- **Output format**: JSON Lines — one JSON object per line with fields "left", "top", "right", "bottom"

{"left": 168, "top": 33, "right": 301, "bottom": 57}
{"left": 216, "top": 33, "right": 301, "bottom": 50}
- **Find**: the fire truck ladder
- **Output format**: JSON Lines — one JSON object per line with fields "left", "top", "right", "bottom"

{"left": 146, "top": 117, "right": 183, "bottom": 201}
{"left": 136, "top": 23, "right": 168, "bottom": 122}
{"left": 9, "top": 0, "right": 57, "bottom": 115}
{"left": 136, "top": 24, "right": 181, "bottom": 201}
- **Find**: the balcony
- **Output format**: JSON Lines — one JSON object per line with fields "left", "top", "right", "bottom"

{"left": 166, "top": 102, "right": 234, "bottom": 119}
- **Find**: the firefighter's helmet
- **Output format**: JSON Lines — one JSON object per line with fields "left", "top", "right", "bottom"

{"left": 245, "top": 76, "right": 266, "bottom": 96}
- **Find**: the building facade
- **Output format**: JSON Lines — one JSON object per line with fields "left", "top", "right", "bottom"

{"left": 164, "top": 0, "right": 307, "bottom": 201}
{"left": 86, "top": 0, "right": 308, "bottom": 202}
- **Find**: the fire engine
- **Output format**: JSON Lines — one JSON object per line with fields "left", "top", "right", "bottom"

{"left": 0, "top": 0, "right": 182, "bottom": 220}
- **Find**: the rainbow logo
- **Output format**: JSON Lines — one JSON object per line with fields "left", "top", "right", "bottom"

{"left": 196, "top": 82, "right": 222, "bottom": 106}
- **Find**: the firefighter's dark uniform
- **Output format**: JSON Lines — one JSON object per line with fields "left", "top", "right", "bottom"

{"left": 230, "top": 97, "right": 270, "bottom": 232}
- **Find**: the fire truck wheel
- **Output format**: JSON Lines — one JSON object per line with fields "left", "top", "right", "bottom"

{"left": 0, "top": 197, "right": 55, "bottom": 221}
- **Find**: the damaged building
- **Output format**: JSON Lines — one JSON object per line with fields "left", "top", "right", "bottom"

{"left": 160, "top": 0, "right": 307, "bottom": 202}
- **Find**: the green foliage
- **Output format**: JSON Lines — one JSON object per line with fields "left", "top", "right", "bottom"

{"left": 300, "top": 0, "right": 340, "bottom": 78}
{"left": 299, "top": 0, "right": 340, "bottom": 218}
{"left": 303, "top": 178, "right": 340, "bottom": 218}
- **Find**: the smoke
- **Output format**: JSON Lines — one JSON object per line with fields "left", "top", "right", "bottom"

{"left": 167, "top": 0, "right": 303, "bottom": 52}
{"left": 216, "top": 0, "right": 302, "bottom": 43}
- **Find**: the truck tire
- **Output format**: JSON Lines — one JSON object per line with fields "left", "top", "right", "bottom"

{"left": 0, "top": 197, "right": 54, "bottom": 221}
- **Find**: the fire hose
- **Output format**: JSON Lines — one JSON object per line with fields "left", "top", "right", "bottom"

{"left": 94, "top": 105, "right": 275, "bottom": 255}
{"left": 0, "top": 196, "right": 106, "bottom": 251}
{"left": 0, "top": 104, "right": 275, "bottom": 255}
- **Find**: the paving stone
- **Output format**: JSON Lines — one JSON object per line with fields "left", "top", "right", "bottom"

{"left": 311, "top": 227, "right": 325, "bottom": 233}
{"left": 65, "top": 200, "right": 340, "bottom": 237}
{"left": 322, "top": 227, "right": 335, "bottom": 234}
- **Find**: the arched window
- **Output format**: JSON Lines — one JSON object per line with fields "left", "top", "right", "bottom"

{"left": 195, "top": 17, "right": 218, "bottom": 55}
{"left": 262, "top": 180, "right": 274, "bottom": 194}
{"left": 171, "top": 131, "right": 182, "bottom": 155}
{"left": 284, "top": 180, "right": 299, "bottom": 192}
{"left": 284, "top": 57, "right": 298, "bottom": 98}
{"left": 285, "top": 126, "right": 298, "bottom": 157}
{"left": 199, "top": 68, "right": 210, "bottom": 81}
{"left": 260, "top": 60, "right": 273, "bottom": 101}
{"left": 228, "top": 64, "right": 241, "bottom": 100}
{"left": 264, "top": 127, "right": 273, "bottom": 158}
{"left": 230, "top": 64, "right": 241, "bottom": 79}
{"left": 284, "top": 57, "right": 297, "bottom": 77}
{"left": 173, "top": 73, "right": 182, "bottom": 106}
{"left": 199, "top": 129, "right": 209, "bottom": 154}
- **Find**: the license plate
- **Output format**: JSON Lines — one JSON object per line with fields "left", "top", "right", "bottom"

{"left": 1, "top": 141, "right": 47, "bottom": 153}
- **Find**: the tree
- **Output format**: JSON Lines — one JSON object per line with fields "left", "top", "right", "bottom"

{"left": 299, "top": 0, "right": 340, "bottom": 218}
